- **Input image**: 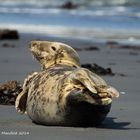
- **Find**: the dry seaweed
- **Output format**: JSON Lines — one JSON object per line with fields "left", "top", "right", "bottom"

{"left": 82, "top": 63, "right": 115, "bottom": 76}
{"left": 0, "top": 81, "right": 22, "bottom": 105}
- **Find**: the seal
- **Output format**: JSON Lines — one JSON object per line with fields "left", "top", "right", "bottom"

{"left": 15, "top": 41, "right": 119, "bottom": 126}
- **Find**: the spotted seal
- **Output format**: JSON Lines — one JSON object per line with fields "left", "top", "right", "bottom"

{"left": 15, "top": 41, "right": 119, "bottom": 126}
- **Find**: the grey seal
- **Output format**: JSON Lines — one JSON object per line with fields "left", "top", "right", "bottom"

{"left": 15, "top": 41, "right": 119, "bottom": 126}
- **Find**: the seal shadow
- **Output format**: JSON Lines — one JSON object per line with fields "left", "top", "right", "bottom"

{"left": 32, "top": 117, "right": 139, "bottom": 130}
{"left": 96, "top": 117, "right": 139, "bottom": 130}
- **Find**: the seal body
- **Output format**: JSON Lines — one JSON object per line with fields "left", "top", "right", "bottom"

{"left": 24, "top": 66, "right": 111, "bottom": 126}
{"left": 26, "top": 65, "right": 74, "bottom": 126}
{"left": 16, "top": 41, "right": 119, "bottom": 127}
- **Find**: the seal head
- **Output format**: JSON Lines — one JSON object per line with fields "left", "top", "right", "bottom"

{"left": 30, "top": 41, "right": 80, "bottom": 69}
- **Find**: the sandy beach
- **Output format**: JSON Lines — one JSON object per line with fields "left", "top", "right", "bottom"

{"left": 0, "top": 32, "right": 140, "bottom": 139}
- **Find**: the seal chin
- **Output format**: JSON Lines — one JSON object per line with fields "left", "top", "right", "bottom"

{"left": 57, "top": 59, "right": 80, "bottom": 68}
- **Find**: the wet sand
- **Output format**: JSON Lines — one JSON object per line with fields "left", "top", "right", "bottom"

{"left": 0, "top": 33, "right": 140, "bottom": 139}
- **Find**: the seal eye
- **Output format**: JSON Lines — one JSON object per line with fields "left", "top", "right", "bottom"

{"left": 51, "top": 46, "right": 56, "bottom": 51}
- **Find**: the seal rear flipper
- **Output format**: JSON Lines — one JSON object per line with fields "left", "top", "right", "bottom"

{"left": 15, "top": 72, "right": 38, "bottom": 114}
{"left": 15, "top": 90, "right": 27, "bottom": 114}
{"left": 70, "top": 68, "right": 119, "bottom": 99}
{"left": 70, "top": 68, "right": 98, "bottom": 94}
{"left": 67, "top": 89, "right": 97, "bottom": 104}
{"left": 67, "top": 89, "right": 112, "bottom": 105}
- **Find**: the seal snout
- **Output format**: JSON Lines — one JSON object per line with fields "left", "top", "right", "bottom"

{"left": 29, "top": 41, "right": 38, "bottom": 50}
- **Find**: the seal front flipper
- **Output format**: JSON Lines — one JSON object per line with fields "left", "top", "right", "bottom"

{"left": 15, "top": 72, "right": 38, "bottom": 114}
{"left": 15, "top": 90, "right": 27, "bottom": 114}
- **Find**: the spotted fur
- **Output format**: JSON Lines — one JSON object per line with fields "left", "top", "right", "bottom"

{"left": 15, "top": 41, "right": 119, "bottom": 126}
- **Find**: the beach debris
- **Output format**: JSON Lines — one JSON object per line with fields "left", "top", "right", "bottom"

{"left": 74, "top": 46, "right": 100, "bottom": 51}
{"left": 0, "top": 81, "right": 22, "bottom": 105}
{"left": 61, "top": 1, "right": 78, "bottom": 9}
{"left": 2, "top": 43, "right": 15, "bottom": 48}
{"left": 74, "top": 47, "right": 83, "bottom": 51}
{"left": 0, "top": 29, "right": 19, "bottom": 40}
{"left": 106, "top": 41, "right": 140, "bottom": 52}
{"left": 81, "top": 63, "right": 115, "bottom": 76}
{"left": 82, "top": 63, "right": 126, "bottom": 77}
{"left": 84, "top": 46, "right": 100, "bottom": 51}
{"left": 120, "top": 91, "right": 126, "bottom": 95}
{"left": 106, "top": 41, "right": 119, "bottom": 48}
{"left": 119, "top": 45, "right": 140, "bottom": 51}
{"left": 116, "top": 73, "right": 126, "bottom": 77}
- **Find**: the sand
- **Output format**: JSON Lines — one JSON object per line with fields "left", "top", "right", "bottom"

{"left": 0, "top": 33, "right": 140, "bottom": 140}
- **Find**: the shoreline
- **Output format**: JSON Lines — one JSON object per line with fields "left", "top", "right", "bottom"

{"left": 1, "top": 24, "right": 140, "bottom": 43}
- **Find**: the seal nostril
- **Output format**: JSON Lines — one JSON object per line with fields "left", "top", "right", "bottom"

{"left": 32, "top": 42, "right": 38, "bottom": 47}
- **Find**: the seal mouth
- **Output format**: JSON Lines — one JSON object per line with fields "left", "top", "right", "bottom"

{"left": 31, "top": 52, "right": 36, "bottom": 61}
{"left": 30, "top": 49, "right": 43, "bottom": 62}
